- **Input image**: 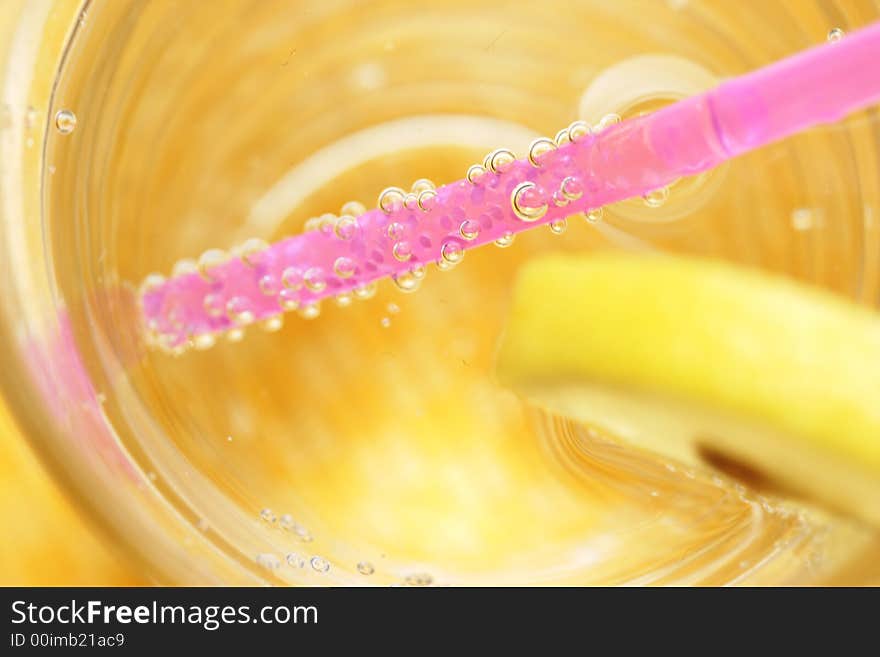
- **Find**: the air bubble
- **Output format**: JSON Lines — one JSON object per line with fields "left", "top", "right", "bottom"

{"left": 203, "top": 293, "right": 225, "bottom": 317}
{"left": 387, "top": 222, "right": 406, "bottom": 240}
{"left": 334, "top": 256, "right": 357, "bottom": 278}
{"left": 549, "top": 219, "right": 568, "bottom": 235}
{"left": 24, "top": 106, "right": 37, "bottom": 131}
{"left": 260, "top": 508, "right": 276, "bottom": 523}
{"left": 466, "top": 164, "right": 487, "bottom": 184}
{"left": 411, "top": 178, "right": 435, "bottom": 194}
{"left": 827, "top": 27, "right": 845, "bottom": 42}
{"left": 172, "top": 258, "right": 198, "bottom": 277}
{"left": 139, "top": 273, "right": 166, "bottom": 296}
{"left": 528, "top": 137, "right": 556, "bottom": 167}
{"left": 404, "top": 573, "right": 433, "bottom": 586}
{"left": 226, "top": 297, "right": 255, "bottom": 326}
{"left": 392, "top": 241, "right": 413, "bottom": 262}
{"left": 54, "top": 109, "right": 76, "bottom": 135}
{"left": 494, "top": 232, "right": 515, "bottom": 248}
{"left": 487, "top": 148, "right": 515, "bottom": 173}
{"left": 167, "top": 341, "right": 188, "bottom": 357}
{"left": 568, "top": 120, "right": 591, "bottom": 141}
{"left": 261, "top": 316, "right": 283, "bottom": 332}
{"left": 258, "top": 274, "right": 279, "bottom": 296}
{"left": 643, "top": 186, "right": 670, "bottom": 208}
{"left": 278, "top": 289, "right": 300, "bottom": 311}
{"left": 335, "top": 291, "right": 354, "bottom": 307}
{"left": 791, "top": 208, "right": 816, "bottom": 231}
{"left": 340, "top": 200, "right": 366, "bottom": 216}
{"left": 298, "top": 302, "right": 321, "bottom": 319}
{"left": 378, "top": 187, "right": 406, "bottom": 213}
{"left": 293, "top": 524, "right": 313, "bottom": 542}
{"left": 310, "top": 556, "right": 331, "bottom": 573}
{"left": 511, "top": 181, "right": 548, "bottom": 222}
{"left": 335, "top": 215, "right": 358, "bottom": 240}
{"left": 440, "top": 241, "right": 464, "bottom": 265}
{"left": 193, "top": 333, "right": 216, "bottom": 350}
{"left": 417, "top": 189, "right": 437, "bottom": 211}
{"left": 403, "top": 193, "right": 419, "bottom": 211}
{"left": 357, "top": 562, "right": 375, "bottom": 575}
{"left": 286, "top": 553, "right": 305, "bottom": 568}
{"left": 595, "top": 113, "right": 621, "bottom": 131}
{"left": 353, "top": 282, "right": 377, "bottom": 300}
{"left": 303, "top": 267, "right": 326, "bottom": 293}
{"left": 198, "top": 249, "right": 228, "bottom": 281}
{"left": 282, "top": 267, "right": 303, "bottom": 290}
{"left": 560, "top": 176, "right": 583, "bottom": 201}
{"left": 226, "top": 328, "right": 245, "bottom": 343}
{"left": 391, "top": 270, "right": 421, "bottom": 293}
{"left": 316, "top": 213, "right": 336, "bottom": 233}
{"left": 380, "top": 317, "right": 391, "bottom": 328}
{"left": 278, "top": 514, "right": 295, "bottom": 530}
{"left": 586, "top": 207, "right": 604, "bottom": 223}
{"left": 459, "top": 219, "right": 480, "bottom": 241}
{"left": 238, "top": 238, "right": 268, "bottom": 266}
{"left": 256, "top": 553, "right": 281, "bottom": 570}
{"left": 387, "top": 302, "right": 400, "bottom": 314}
{"left": 554, "top": 128, "right": 571, "bottom": 146}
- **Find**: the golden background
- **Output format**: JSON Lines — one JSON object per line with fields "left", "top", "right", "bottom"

{"left": 0, "top": 402, "right": 143, "bottom": 585}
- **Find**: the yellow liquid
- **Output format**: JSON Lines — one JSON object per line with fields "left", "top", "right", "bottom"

{"left": 38, "top": 0, "right": 880, "bottom": 583}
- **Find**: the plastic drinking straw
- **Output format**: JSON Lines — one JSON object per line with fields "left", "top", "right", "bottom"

{"left": 141, "top": 20, "right": 880, "bottom": 352}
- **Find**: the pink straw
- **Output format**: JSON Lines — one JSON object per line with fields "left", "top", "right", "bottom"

{"left": 142, "top": 20, "right": 880, "bottom": 352}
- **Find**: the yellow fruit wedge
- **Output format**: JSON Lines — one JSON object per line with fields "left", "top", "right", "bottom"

{"left": 495, "top": 253, "right": 880, "bottom": 527}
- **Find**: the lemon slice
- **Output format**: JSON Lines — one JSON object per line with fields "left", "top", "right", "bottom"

{"left": 496, "top": 253, "right": 880, "bottom": 526}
